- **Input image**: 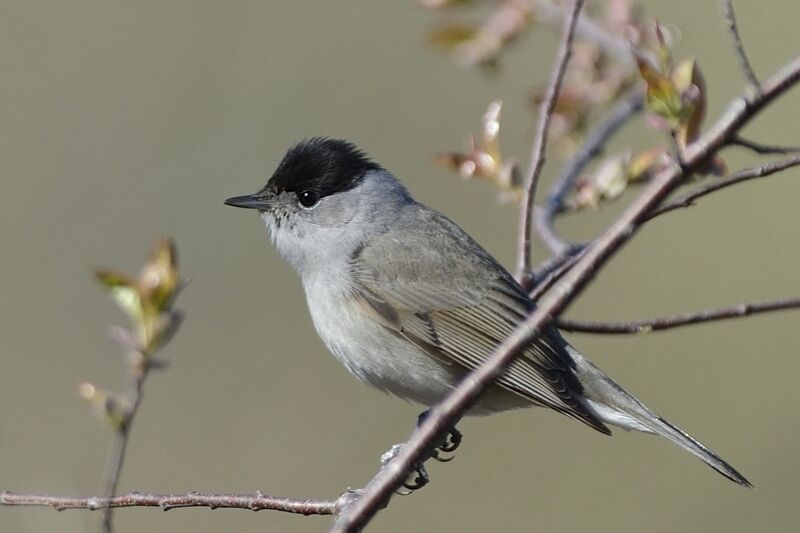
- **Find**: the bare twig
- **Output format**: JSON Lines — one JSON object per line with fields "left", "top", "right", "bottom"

{"left": 534, "top": 0, "right": 633, "bottom": 67}
{"left": 558, "top": 297, "right": 800, "bottom": 334}
{"left": 531, "top": 152, "right": 796, "bottom": 311}
{"left": 645, "top": 154, "right": 800, "bottom": 221}
{"left": 529, "top": 246, "right": 586, "bottom": 301}
{"left": 448, "top": 0, "right": 633, "bottom": 68}
{"left": 515, "top": 0, "right": 585, "bottom": 283}
{"left": 536, "top": 88, "right": 645, "bottom": 255}
{"left": 729, "top": 135, "right": 800, "bottom": 154}
{"left": 0, "top": 490, "right": 342, "bottom": 516}
{"left": 101, "top": 363, "right": 146, "bottom": 533}
{"left": 330, "top": 55, "right": 800, "bottom": 533}
{"left": 722, "top": 0, "right": 761, "bottom": 93}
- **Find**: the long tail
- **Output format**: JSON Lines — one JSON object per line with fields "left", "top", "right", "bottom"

{"left": 568, "top": 346, "right": 752, "bottom": 487}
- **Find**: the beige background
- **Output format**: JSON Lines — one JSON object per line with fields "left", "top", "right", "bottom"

{"left": 2, "top": 2, "right": 799, "bottom": 532}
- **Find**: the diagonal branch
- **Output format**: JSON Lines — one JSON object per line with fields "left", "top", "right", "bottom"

{"left": 0, "top": 490, "right": 343, "bottom": 516}
{"left": 335, "top": 154, "right": 684, "bottom": 533}
{"left": 515, "top": 0, "right": 586, "bottom": 283}
{"left": 722, "top": 0, "right": 761, "bottom": 93}
{"left": 330, "top": 54, "right": 800, "bottom": 533}
{"left": 644, "top": 154, "right": 800, "bottom": 221}
{"left": 557, "top": 297, "right": 800, "bottom": 334}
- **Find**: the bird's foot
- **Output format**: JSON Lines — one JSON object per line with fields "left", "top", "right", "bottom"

{"left": 380, "top": 444, "right": 430, "bottom": 494}
{"left": 417, "top": 410, "right": 463, "bottom": 461}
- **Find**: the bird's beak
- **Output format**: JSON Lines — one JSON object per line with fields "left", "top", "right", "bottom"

{"left": 224, "top": 194, "right": 270, "bottom": 210}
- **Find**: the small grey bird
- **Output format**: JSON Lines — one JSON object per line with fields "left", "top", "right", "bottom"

{"left": 225, "top": 137, "right": 750, "bottom": 487}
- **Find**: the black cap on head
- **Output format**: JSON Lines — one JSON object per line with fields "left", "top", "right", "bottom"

{"left": 266, "top": 137, "right": 382, "bottom": 198}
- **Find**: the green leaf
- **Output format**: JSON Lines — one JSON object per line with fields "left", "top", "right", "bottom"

{"left": 95, "top": 269, "right": 143, "bottom": 321}
{"left": 671, "top": 58, "right": 707, "bottom": 149}
{"left": 139, "top": 237, "right": 180, "bottom": 312}
{"left": 634, "top": 49, "right": 687, "bottom": 127}
{"left": 94, "top": 269, "right": 135, "bottom": 290}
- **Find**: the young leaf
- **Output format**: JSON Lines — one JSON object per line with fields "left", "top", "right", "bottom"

{"left": 671, "top": 57, "right": 706, "bottom": 149}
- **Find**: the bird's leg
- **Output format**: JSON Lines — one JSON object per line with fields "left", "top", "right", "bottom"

{"left": 380, "top": 444, "right": 430, "bottom": 493}
{"left": 417, "top": 409, "right": 463, "bottom": 462}
{"left": 378, "top": 410, "right": 465, "bottom": 494}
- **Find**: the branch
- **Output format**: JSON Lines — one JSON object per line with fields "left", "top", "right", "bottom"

{"left": 330, "top": 55, "right": 800, "bottom": 533}
{"left": 722, "top": 0, "right": 760, "bottom": 93}
{"left": 557, "top": 297, "right": 800, "bottom": 334}
{"left": 729, "top": 135, "right": 800, "bottom": 155}
{"left": 0, "top": 490, "right": 343, "bottom": 516}
{"left": 644, "top": 154, "right": 800, "bottom": 221}
{"left": 535, "top": 88, "right": 645, "bottom": 256}
{"left": 515, "top": 0, "right": 585, "bottom": 282}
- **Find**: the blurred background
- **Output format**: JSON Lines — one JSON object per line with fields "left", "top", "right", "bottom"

{"left": 1, "top": 1, "right": 799, "bottom": 532}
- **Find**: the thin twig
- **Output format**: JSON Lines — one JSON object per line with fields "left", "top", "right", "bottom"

{"left": 558, "top": 297, "right": 800, "bottom": 334}
{"left": 515, "top": 0, "right": 585, "bottom": 283}
{"left": 729, "top": 135, "right": 800, "bottom": 154}
{"left": 1, "top": 490, "right": 341, "bottom": 516}
{"left": 330, "top": 55, "right": 800, "bottom": 533}
{"left": 529, "top": 246, "right": 586, "bottom": 301}
{"left": 722, "top": 0, "right": 761, "bottom": 93}
{"left": 536, "top": 88, "right": 645, "bottom": 255}
{"left": 644, "top": 154, "right": 800, "bottom": 221}
{"left": 101, "top": 357, "right": 149, "bottom": 533}
{"left": 534, "top": 0, "right": 632, "bottom": 67}
{"left": 101, "top": 431, "right": 129, "bottom": 532}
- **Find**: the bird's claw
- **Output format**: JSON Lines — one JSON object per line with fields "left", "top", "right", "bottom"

{"left": 417, "top": 409, "right": 463, "bottom": 460}
{"left": 381, "top": 443, "right": 430, "bottom": 494}
{"left": 379, "top": 413, "right": 466, "bottom": 494}
{"left": 431, "top": 449, "right": 454, "bottom": 463}
{"left": 437, "top": 426, "right": 462, "bottom": 454}
{"left": 401, "top": 463, "right": 429, "bottom": 492}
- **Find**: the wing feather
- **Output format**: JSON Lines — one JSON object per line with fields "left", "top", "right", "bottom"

{"left": 351, "top": 208, "right": 609, "bottom": 433}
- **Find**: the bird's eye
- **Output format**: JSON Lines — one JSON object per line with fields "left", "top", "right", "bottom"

{"left": 298, "top": 190, "right": 319, "bottom": 208}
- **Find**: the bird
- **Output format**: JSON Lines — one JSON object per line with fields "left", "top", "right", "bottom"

{"left": 225, "top": 137, "right": 750, "bottom": 487}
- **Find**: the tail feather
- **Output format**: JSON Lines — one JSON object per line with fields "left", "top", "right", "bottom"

{"left": 568, "top": 346, "right": 752, "bottom": 487}
{"left": 586, "top": 398, "right": 752, "bottom": 487}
